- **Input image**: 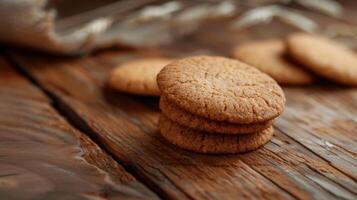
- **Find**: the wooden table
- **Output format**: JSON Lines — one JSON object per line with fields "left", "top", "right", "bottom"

{"left": 1, "top": 1, "right": 356, "bottom": 199}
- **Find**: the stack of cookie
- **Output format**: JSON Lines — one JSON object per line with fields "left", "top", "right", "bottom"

{"left": 157, "top": 56, "right": 286, "bottom": 154}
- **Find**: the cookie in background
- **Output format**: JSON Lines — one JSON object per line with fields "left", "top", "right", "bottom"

{"left": 231, "top": 39, "right": 315, "bottom": 85}
{"left": 287, "top": 33, "right": 357, "bottom": 86}
{"left": 108, "top": 58, "right": 173, "bottom": 96}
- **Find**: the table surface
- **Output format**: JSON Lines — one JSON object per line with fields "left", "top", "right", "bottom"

{"left": 1, "top": 1, "right": 357, "bottom": 200}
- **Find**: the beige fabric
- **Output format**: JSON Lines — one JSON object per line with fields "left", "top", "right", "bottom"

{"left": 0, "top": 0, "right": 113, "bottom": 54}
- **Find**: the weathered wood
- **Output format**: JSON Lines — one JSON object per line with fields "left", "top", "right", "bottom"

{"left": 9, "top": 50, "right": 357, "bottom": 200}
{"left": 0, "top": 57, "right": 158, "bottom": 199}
{"left": 98, "top": 44, "right": 357, "bottom": 188}
{"left": 8, "top": 53, "right": 293, "bottom": 200}
{"left": 5, "top": 2, "right": 357, "bottom": 199}
{"left": 276, "top": 87, "right": 357, "bottom": 181}
{"left": 94, "top": 52, "right": 357, "bottom": 198}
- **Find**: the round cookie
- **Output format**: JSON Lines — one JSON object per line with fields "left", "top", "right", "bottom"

{"left": 108, "top": 58, "right": 172, "bottom": 96}
{"left": 157, "top": 56, "right": 286, "bottom": 124}
{"left": 232, "top": 39, "right": 314, "bottom": 85}
{"left": 159, "top": 115, "right": 273, "bottom": 154}
{"left": 160, "top": 95, "right": 273, "bottom": 134}
{"left": 287, "top": 33, "right": 357, "bottom": 86}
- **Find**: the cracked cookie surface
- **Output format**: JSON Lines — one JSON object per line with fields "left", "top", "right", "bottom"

{"left": 232, "top": 39, "right": 314, "bottom": 85}
{"left": 157, "top": 56, "right": 285, "bottom": 124}
{"left": 159, "top": 115, "right": 273, "bottom": 154}
{"left": 108, "top": 58, "right": 172, "bottom": 96}
{"left": 287, "top": 33, "right": 357, "bottom": 86}
{"left": 160, "top": 95, "right": 273, "bottom": 134}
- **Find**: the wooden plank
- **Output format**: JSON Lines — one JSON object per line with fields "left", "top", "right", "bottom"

{"left": 9, "top": 51, "right": 357, "bottom": 200}
{"left": 275, "top": 87, "right": 357, "bottom": 181}
{"left": 0, "top": 57, "right": 159, "bottom": 199}
{"left": 96, "top": 52, "right": 357, "bottom": 197}
{"left": 97, "top": 50, "right": 357, "bottom": 184}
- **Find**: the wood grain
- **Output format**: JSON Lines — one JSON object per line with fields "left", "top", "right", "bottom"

{"left": 5, "top": 2, "right": 357, "bottom": 199}
{"left": 276, "top": 87, "right": 357, "bottom": 179}
{"left": 0, "top": 57, "right": 158, "bottom": 200}
{"left": 9, "top": 53, "right": 293, "bottom": 200}
{"left": 9, "top": 50, "right": 357, "bottom": 200}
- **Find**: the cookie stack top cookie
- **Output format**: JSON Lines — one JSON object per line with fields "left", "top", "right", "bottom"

{"left": 157, "top": 56, "right": 286, "bottom": 124}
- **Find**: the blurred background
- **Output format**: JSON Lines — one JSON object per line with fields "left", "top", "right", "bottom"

{"left": 0, "top": 0, "right": 356, "bottom": 55}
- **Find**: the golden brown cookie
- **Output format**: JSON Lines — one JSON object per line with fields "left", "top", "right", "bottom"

{"left": 232, "top": 39, "right": 315, "bottom": 85}
{"left": 160, "top": 95, "right": 273, "bottom": 134}
{"left": 108, "top": 58, "right": 172, "bottom": 96}
{"left": 157, "top": 56, "right": 286, "bottom": 124}
{"left": 287, "top": 33, "right": 357, "bottom": 86}
{"left": 159, "top": 115, "right": 273, "bottom": 154}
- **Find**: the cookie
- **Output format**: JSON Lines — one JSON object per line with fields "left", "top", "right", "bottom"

{"left": 287, "top": 33, "right": 357, "bottom": 86}
{"left": 108, "top": 58, "right": 172, "bottom": 96}
{"left": 232, "top": 39, "right": 315, "bottom": 85}
{"left": 159, "top": 115, "right": 273, "bottom": 154}
{"left": 160, "top": 95, "right": 273, "bottom": 134}
{"left": 157, "top": 56, "right": 286, "bottom": 124}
